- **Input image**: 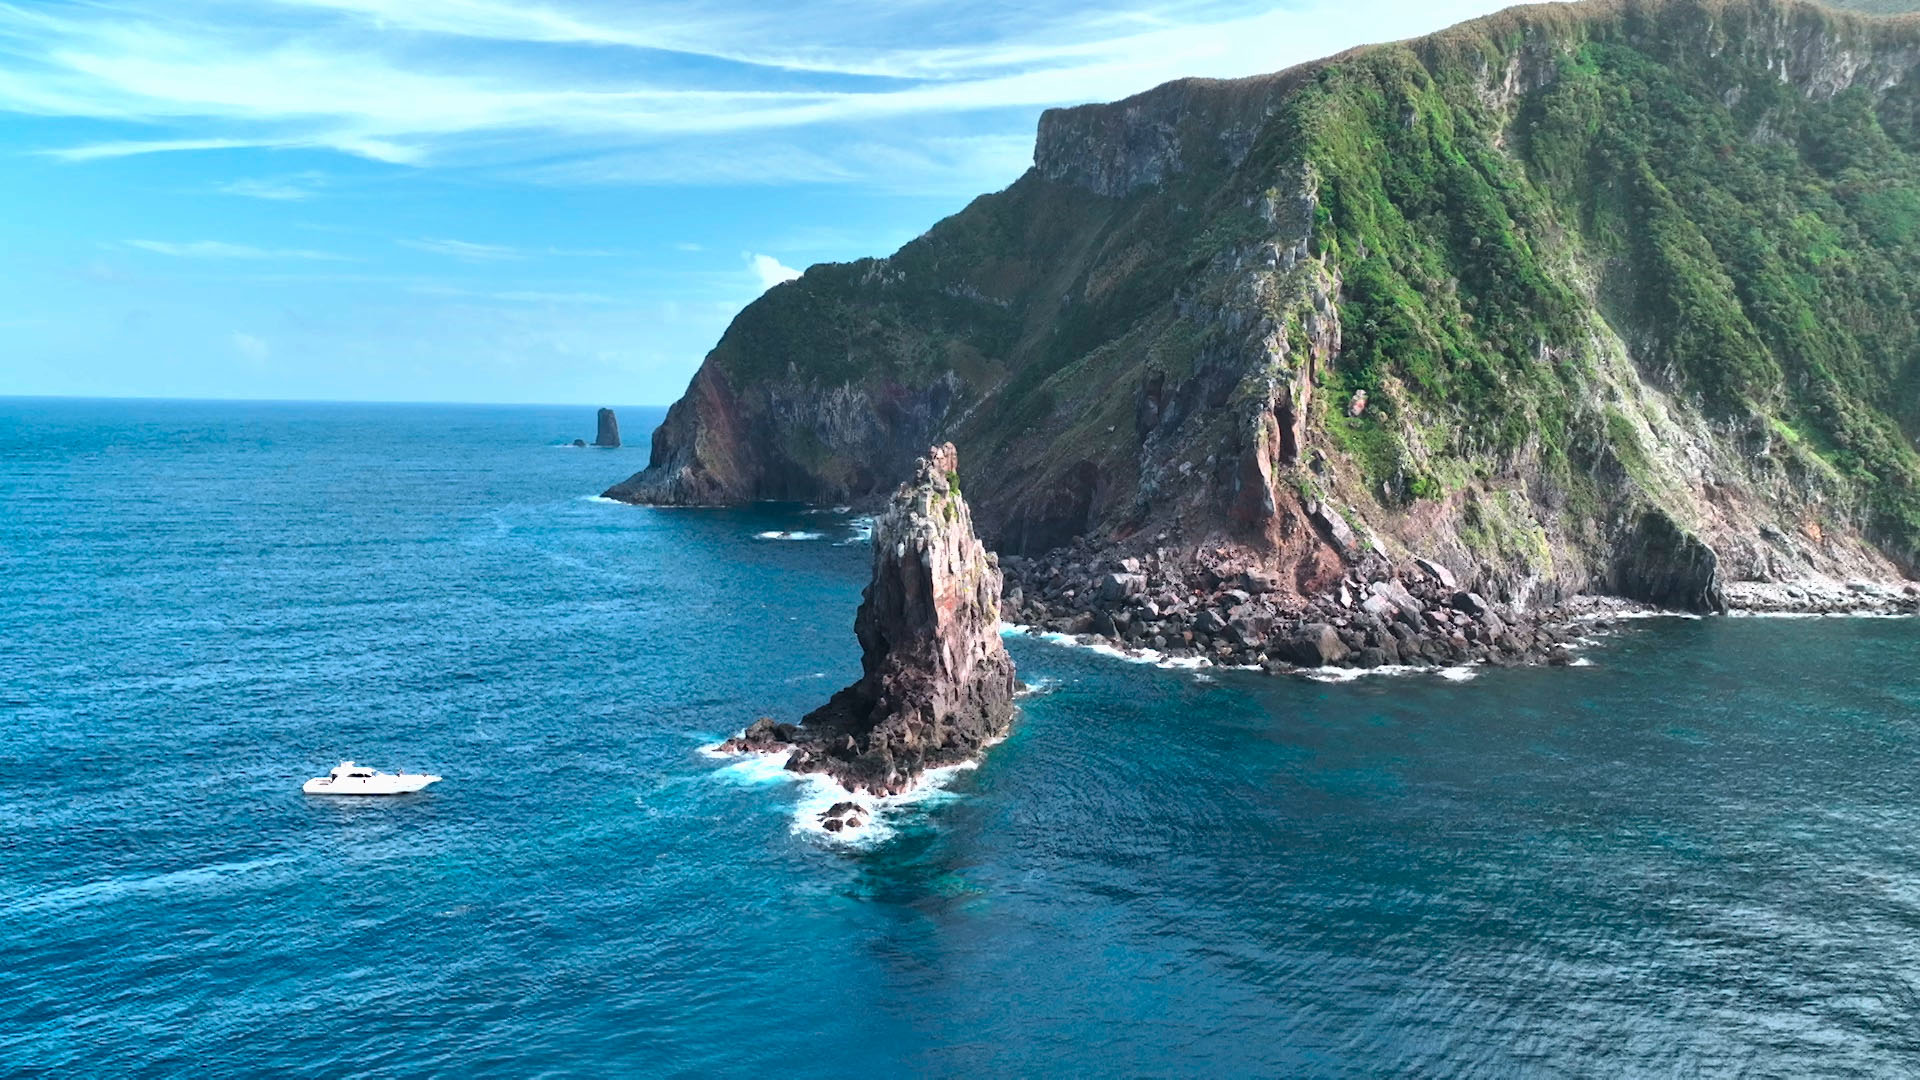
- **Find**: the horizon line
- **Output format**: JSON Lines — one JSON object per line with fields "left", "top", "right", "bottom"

{"left": 0, "top": 393, "right": 676, "bottom": 409}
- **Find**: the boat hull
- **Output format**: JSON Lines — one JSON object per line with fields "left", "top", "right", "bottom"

{"left": 302, "top": 775, "right": 441, "bottom": 796}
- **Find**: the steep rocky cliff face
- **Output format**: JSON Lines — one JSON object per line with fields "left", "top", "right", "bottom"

{"left": 608, "top": 0, "right": 1920, "bottom": 612}
{"left": 721, "top": 444, "right": 1017, "bottom": 796}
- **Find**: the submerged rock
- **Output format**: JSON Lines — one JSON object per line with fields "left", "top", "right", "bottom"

{"left": 593, "top": 408, "right": 621, "bottom": 448}
{"left": 729, "top": 444, "right": 1017, "bottom": 796}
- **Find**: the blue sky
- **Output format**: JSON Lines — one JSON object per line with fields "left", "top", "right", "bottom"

{"left": 0, "top": 0, "right": 1530, "bottom": 405}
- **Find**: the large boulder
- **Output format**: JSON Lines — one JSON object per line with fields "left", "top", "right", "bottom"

{"left": 1271, "top": 623, "right": 1350, "bottom": 667}
{"left": 1098, "top": 572, "right": 1148, "bottom": 603}
{"left": 1309, "top": 501, "right": 1361, "bottom": 560}
{"left": 1370, "top": 579, "right": 1424, "bottom": 624}
{"left": 1414, "top": 558, "right": 1457, "bottom": 589}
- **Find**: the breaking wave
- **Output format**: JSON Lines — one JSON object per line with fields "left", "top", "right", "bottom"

{"left": 701, "top": 743, "right": 977, "bottom": 848}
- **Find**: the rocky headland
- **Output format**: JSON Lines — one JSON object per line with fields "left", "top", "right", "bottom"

{"left": 613, "top": 0, "right": 1920, "bottom": 652}
{"left": 719, "top": 444, "right": 1017, "bottom": 814}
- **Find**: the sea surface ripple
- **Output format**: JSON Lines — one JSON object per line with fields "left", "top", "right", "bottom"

{"left": 3, "top": 399, "right": 1919, "bottom": 1077}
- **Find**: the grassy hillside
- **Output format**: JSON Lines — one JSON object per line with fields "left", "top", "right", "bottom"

{"left": 1302, "top": 0, "right": 1920, "bottom": 563}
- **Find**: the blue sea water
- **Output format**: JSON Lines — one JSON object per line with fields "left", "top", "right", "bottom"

{"left": 4, "top": 399, "right": 1920, "bottom": 1077}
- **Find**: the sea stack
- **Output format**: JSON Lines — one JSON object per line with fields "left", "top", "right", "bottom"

{"left": 723, "top": 443, "right": 1017, "bottom": 796}
{"left": 593, "top": 408, "right": 620, "bottom": 448}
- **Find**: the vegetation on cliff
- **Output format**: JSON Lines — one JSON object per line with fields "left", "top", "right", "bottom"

{"left": 1305, "top": 0, "right": 1920, "bottom": 562}
{"left": 610, "top": 0, "right": 1920, "bottom": 608}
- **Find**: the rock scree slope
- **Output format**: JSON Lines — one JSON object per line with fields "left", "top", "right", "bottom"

{"left": 608, "top": 0, "right": 1920, "bottom": 614}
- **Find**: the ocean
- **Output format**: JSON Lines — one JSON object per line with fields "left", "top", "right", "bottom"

{"left": 4, "top": 398, "right": 1919, "bottom": 1077}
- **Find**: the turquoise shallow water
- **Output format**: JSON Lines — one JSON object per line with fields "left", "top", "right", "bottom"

{"left": 4, "top": 399, "right": 1920, "bottom": 1077}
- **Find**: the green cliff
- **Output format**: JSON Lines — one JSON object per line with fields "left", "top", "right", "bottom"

{"left": 608, "top": 0, "right": 1920, "bottom": 611}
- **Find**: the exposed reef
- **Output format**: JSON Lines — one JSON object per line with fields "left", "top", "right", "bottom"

{"left": 720, "top": 444, "right": 1018, "bottom": 797}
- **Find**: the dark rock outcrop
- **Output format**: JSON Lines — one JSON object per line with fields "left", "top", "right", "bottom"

{"left": 1610, "top": 509, "right": 1728, "bottom": 615}
{"left": 720, "top": 444, "right": 1017, "bottom": 795}
{"left": 593, "top": 408, "right": 621, "bottom": 448}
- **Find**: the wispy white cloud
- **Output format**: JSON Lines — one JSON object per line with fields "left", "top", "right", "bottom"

{"left": 231, "top": 330, "right": 269, "bottom": 360}
{"left": 39, "top": 137, "right": 263, "bottom": 162}
{"left": 405, "top": 282, "right": 622, "bottom": 304}
{"left": 520, "top": 133, "right": 1033, "bottom": 193}
{"left": 492, "top": 289, "right": 621, "bottom": 305}
{"left": 0, "top": 0, "right": 1520, "bottom": 180}
{"left": 397, "top": 238, "right": 630, "bottom": 260}
{"left": 216, "top": 173, "right": 327, "bottom": 200}
{"left": 127, "top": 238, "right": 352, "bottom": 260}
{"left": 399, "top": 237, "right": 524, "bottom": 261}
{"left": 746, "top": 252, "right": 801, "bottom": 290}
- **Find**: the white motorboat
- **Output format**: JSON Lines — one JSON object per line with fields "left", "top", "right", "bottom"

{"left": 302, "top": 761, "right": 441, "bottom": 796}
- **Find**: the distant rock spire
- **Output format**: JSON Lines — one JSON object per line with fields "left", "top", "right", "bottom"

{"left": 593, "top": 408, "right": 621, "bottom": 448}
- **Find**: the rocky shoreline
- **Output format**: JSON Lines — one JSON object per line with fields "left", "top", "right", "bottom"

{"left": 1723, "top": 578, "right": 1920, "bottom": 617}
{"left": 995, "top": 540, "right": 1919, "bottom": 676}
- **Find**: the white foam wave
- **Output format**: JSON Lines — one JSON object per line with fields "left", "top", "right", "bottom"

{"left": 579, "top": 495, "right": 621, "bottom": 505}
{"left": 1006, "top": 625, "right": 1215, "bottom": 671}
{"left": 702, "top": 744, "right": 979, "bottom": 847}
{"left": 1299, "top": 663, "right": 1476, "bottom": 684}
{"left": 1016, "top": 676, "right": 1060, "bottom": 697}
{"left": 1569, "top": 657, "right": 1595, "bottom": 667}
{"left": 1302, "top": 666, "right": 1381, "bottom": 683}
{"left": 1731, "top": 609, "right": 1914, "bottom": 620}
{"left": 1579, "top": 609, "right": 1703, "bottom": 621}
{"left": 753, "top": 530, "right": 825, "bottom": 541}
